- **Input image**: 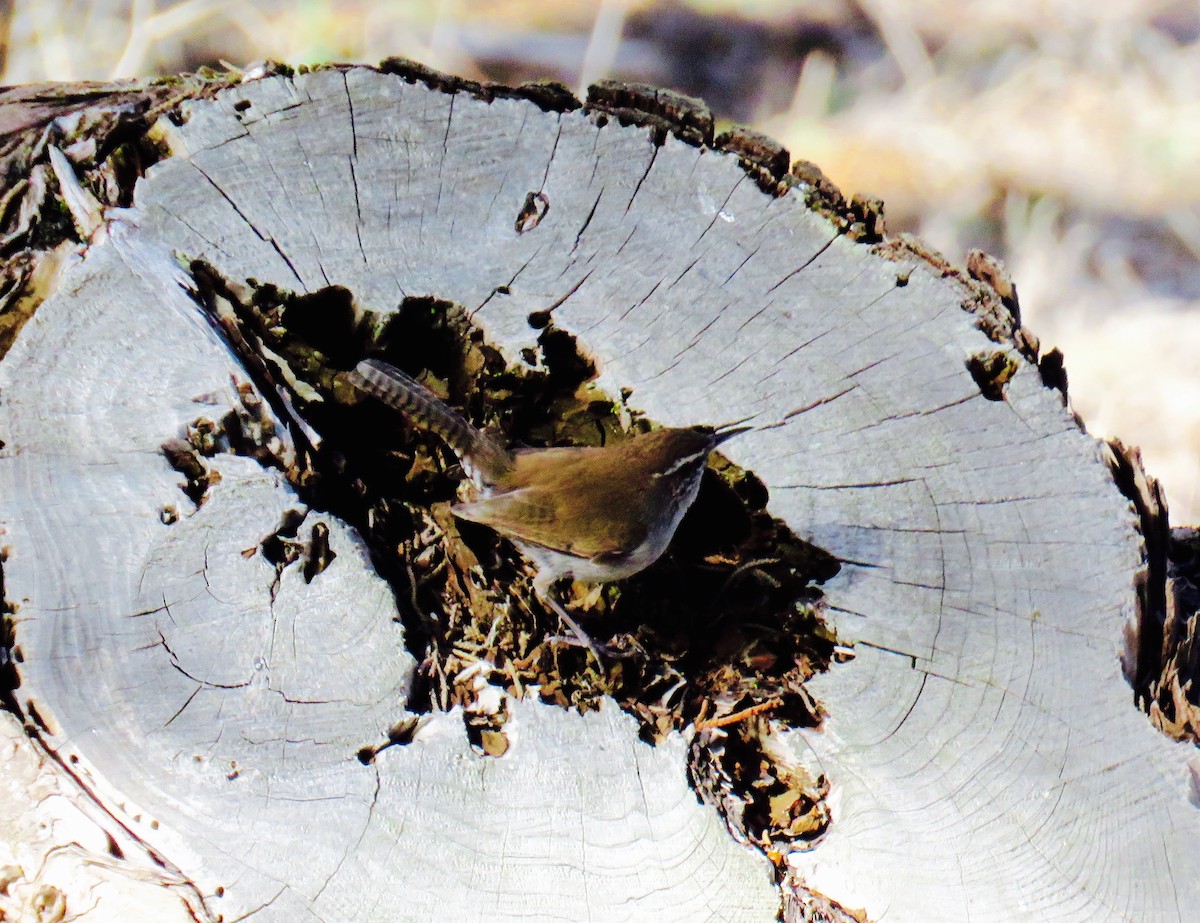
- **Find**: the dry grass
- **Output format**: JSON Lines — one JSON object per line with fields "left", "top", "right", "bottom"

{"left": 3, "top": 0, "right": 1197, "bottom": 521}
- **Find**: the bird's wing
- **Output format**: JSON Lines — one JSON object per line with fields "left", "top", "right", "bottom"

{"left": 452, "top": 487, "right": 637, "bottom": 560}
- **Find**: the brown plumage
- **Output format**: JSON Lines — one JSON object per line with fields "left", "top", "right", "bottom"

{"left": 349, "top": 358, "right": 747, "bottom": 661}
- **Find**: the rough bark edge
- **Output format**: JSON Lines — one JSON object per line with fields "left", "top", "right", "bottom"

{"left": 1105, "top": 437, "right": 1200, "bottom": 743}
{"left": 0, "top": 67, "right": 248, "bottom": 357}
{"left": 1159, "top": 526, "right": 1200, "bottom": 739}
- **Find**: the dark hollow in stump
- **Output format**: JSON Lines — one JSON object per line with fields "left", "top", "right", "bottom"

{"left": 0, "top": 64, "right": 1196, "bottom": 923}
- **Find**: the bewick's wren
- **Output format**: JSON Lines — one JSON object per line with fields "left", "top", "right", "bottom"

{"left": 349, "top": 358, "right": 747, "bottom": 662}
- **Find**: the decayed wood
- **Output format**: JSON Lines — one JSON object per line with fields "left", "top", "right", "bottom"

{"left": 0, "top": 63, "right": 1197, "bottom": 922}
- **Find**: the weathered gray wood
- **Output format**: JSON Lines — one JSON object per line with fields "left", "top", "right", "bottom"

{"left": 1, "top": 65, "right": 1196, "bottom": 922}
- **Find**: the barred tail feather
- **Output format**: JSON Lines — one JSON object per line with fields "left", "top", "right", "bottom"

{"left": 349, "top": 359, "right": 513, "bottom": 484}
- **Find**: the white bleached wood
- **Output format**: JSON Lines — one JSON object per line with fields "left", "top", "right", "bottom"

{"left": 2, "top": 66, "right": 1194, "bottom": 921}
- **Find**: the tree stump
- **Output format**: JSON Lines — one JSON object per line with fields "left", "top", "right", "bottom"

{"left": 0, "top": 62, "right": 1195, "bottom": 922}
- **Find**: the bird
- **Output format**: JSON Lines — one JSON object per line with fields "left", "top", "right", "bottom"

{"left": 348, "top": 357, "right": 748, "bottom": 663}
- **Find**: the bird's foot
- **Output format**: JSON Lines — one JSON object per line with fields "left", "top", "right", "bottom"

{"left": 538, "top": 593, "right": 622, "bottom": 667}
{"left": 545, "top": 631, "right": 635, "bottom": 662}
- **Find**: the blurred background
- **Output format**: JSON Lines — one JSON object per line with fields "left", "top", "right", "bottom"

{"left": 3, "top": 0, "right": 1197, "bottom": 523}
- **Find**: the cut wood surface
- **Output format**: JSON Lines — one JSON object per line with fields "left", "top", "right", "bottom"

{"left": 0, "top": 64, "right": 1196, "bottom": 922}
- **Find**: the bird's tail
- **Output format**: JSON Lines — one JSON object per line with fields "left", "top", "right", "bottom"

{"left": 348, "top": 358, "right": 514, "bottom": 484}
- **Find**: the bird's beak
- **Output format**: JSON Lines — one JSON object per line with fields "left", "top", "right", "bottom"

{"left": 710, "top": 424, "right": 752, "bottom": 446}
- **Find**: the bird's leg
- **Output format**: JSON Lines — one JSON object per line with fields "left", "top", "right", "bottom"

{"left": 532, "top": 572, "right": 607, "bottom": 667}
